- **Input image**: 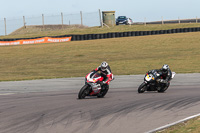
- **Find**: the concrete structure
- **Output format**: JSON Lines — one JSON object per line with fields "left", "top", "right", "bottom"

{"left": 102, "top": 11, "right": 116, "bottom": 26}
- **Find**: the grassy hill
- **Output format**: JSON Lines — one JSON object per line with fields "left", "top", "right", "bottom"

{"left": 1, "top": 23, "right": 200, "bottom": 39}
{"left": 0, "top": 24, "right": 200, "bottom": 81}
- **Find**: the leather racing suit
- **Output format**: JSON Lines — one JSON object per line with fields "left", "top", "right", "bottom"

{"left": 93, "top": 65, "right": 113, "bottom": 85}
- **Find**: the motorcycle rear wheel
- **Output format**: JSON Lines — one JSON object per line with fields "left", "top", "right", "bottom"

{"left": 78, "top": 84, "right": 89, "bottom": 99}
{"left": 97, "top": 85, "right": 109, "bottom": 98}
{"left": 138, "top": 82, "right": 146, "bottom": 93}
{"left": 157, "top": 82, "right": 170, "bottom": 93}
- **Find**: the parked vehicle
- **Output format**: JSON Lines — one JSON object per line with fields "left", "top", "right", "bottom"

{"left": 126, "top": 18, "right": 133, "bottom": 25}
{"left": 138, "top": 70, "right": 176, "bottom": 93}
{"left": 78, "top": 71, "right": 114, "bottom": 99}
{"left": 116, "top": 16, "right": 133, "bottom": 25}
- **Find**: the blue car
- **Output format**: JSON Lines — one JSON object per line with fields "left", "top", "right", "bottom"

{"left": 116, "top": 16, "right": 133, "bottom": 25}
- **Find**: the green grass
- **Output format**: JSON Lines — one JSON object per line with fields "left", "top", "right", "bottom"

{"left": 1, "top": 23, "right": 200, "bottom": 39}
{"left": 157, "top": 116, "right": 200, "bottom": 133}
{"left": 0, "top": 31, "right": 200, "bottom": 81}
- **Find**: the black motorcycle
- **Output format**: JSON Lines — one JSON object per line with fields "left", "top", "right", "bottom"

{"left": 138, "top": 70, "right": 176, "bottom": 93}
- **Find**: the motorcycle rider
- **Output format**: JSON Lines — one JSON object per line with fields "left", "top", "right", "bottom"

{"left": 159, "top": 64, "right": 172, "bottom": 83}
{"left": 92, "top": 61, "right": 113, "bottom": 90}
{"left": 148, "top": 64, "right": 172, "bottom": 90}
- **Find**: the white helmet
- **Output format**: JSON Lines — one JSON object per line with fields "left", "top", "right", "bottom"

{"left": 162, "top": 64, "right": 169, "bottom": 73}
{"left": 101, "top": 61, "right": 108, "bottom": 71}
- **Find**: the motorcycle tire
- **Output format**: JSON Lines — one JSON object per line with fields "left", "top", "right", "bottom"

{"left": 157, "top": 82, "right": 170, "bottom": 93}
{"left": 97, "top": 86, "right": 109, "bottom": 98}
{"left": 78, "top": 84, "right": 89, "bottom": 99}
{"left": 138, "top": 82, "right": 146, "bottom": 93}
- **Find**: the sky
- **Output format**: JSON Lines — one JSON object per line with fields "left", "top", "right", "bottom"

{"left": 0, "top": 0, "right": 200, "bottom": 35}
{"left": 1, "top": 0, "right": 199, "bottom": 22}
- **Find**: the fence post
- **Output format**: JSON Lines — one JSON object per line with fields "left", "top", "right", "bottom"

{"left": 196, "top": 16, "right": 198, "bottom": 23}
{"left": 42, "top": 14, "right": 44, "bottom": 28}
{"left": 80, "top": 11, "right": 83, "bottom": 26}
{"left": 162, "top": 16, "right": 164, "bottom": 25}
{"left": 144, "top": 17, "right": 146, "bottom": 26}
{"left": 178, "top": 17, "right": 180, "bottom": 24}
{"left": 61, "top": 12, "right": 64, "bottom": 28}
{"left": 4, "top": 18, "right": 7, "bottom": 35}
{"left": 23, "top": 16, "right": 26, "bottom": 28}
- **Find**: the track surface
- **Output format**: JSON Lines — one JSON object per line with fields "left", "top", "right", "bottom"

{"left": 0, "top": 73, "right": 200, "bottom": 133}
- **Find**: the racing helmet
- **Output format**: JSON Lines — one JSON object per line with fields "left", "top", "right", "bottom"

{"left": 101, "top": 61, "right": 108, "bottom": 71}
{"left": 161, "top": 64, "right": 169, "bottom": 74}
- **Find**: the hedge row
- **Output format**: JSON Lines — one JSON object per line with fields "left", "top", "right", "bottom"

{"left": 1, "top": 27, "right": 200, "bottom": 41}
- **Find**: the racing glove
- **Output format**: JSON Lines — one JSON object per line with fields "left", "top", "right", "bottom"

{"left": 160, "top": 79, "right": 167, "bottom": 83}
{"left": 102, "top": 81, "right": 106, "bottom": 84}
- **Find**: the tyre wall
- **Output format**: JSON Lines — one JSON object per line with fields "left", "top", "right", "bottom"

{"left": 1, "top": 27, "right": 200, "bottom": 41}
{"left": 70, "top": 27, "right": 200, "bottom": 41}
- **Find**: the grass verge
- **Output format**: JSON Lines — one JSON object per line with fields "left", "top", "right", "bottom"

{"left": 0, "top": 31, "right": 200, "bottom": 81}
{"left": 157, "top": 116, "right": 200, "bottom": 133}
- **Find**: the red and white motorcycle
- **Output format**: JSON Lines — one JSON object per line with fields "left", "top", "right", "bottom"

{"left": 78, "top": 71, "right": 113, "bottom": 99}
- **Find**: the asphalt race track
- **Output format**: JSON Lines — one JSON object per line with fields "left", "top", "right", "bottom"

{"left": 0, "top": 73, "right": 200, "bottom": 133}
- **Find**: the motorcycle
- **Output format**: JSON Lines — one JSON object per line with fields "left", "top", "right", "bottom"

{"left": 138, "top": 70, "right": 176, "bottom": 93}
{"left": 78, "top": 71, "right": 114, "bottom": 99}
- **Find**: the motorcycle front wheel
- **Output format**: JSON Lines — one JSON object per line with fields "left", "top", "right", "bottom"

{"left": 138, "top": 82, "right": 146, "bottom": 93}
{"left": 78, "top": 84, "right": 89, "bottom": 99}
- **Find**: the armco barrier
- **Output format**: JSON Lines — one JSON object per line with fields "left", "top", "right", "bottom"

{"left": 1, "top": 27, "right": 200, "bottom": 42}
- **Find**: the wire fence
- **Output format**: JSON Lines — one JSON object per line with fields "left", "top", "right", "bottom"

{"left": 0, "top": 10, "right": 199, "bottom": 36}
{"left": 140, "top": 17, "right": 200, "bottom": 25}
{"left": 0, "top": 11, "right": 100, "bottom": 36}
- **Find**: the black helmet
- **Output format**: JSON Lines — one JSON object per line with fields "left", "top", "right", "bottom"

{"left": 161, "top": 64, "right": 169, "bottom": 74}
{"left": 101, "top": 61, "right": 108, "bottom": 71}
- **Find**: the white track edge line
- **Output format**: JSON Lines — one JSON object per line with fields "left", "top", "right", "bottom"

{"left": 145, "top": 113, "right": 200, "bottom": 133}
{"left": 0, "top": 93, "right": 15, "bottom": 95}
